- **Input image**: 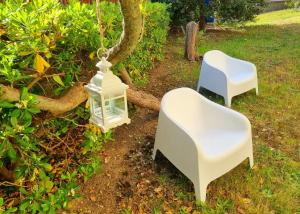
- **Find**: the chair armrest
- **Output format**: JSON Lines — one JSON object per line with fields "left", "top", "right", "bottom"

{"left": 155, "top": 111, "right": 203, "bottom": 180}
{"left": 228, "top": 57, "right": 256, "bottom": 73}
{"left": 201, "top": 99, "right": 251, "bottom": 132}
{"left": 200, "top": 62, "right": 229, "bottom": 96}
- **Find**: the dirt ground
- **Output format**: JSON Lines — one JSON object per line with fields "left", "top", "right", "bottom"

{"left": 67, "top": 35, "right": 200, "bottom": 214}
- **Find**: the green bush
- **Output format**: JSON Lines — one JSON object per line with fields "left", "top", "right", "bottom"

{"left": 0, "top": 0, "right": 169, "bottom": 212}
{"left": 125, "top": 2, "right": 170, "bottom": 84}
{"left": 0, "top": 0, "right": 169, "bottom": 88}
{"left": 286, "top": 0, "right": 300, "bottom": 8}
{"left": 151, "top": 0, "right": 202, "bottom": 26}
{"left": 216, "top": 0, "right": 266, "bottom": 23}
{"left": 153, "top": 0, "right": 265, "bottom": 26}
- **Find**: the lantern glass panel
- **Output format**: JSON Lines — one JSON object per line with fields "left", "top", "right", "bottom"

{"left": 92, "top": 98, "right": 103, "bottom": 119}
{"left": 103, "top": 97, "right": 126, "bottom": 123}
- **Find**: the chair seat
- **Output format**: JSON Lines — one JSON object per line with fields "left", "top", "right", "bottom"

{"left": 228, "top": 69, "right": 256, "bottom": 85}
{"left": 198, "top": 130, "right": 248, "bottom": 158}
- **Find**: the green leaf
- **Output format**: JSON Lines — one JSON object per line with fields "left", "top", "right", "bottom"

{"left": 5, "top": 207, "right": 18, "bottom": 213}
{"left": 22, "top": 111, "right": 32, "bottom": 127}
{"left": 10, "top": 117, "right": 18, "bottom": 127}
{"left": 53, "top": 75, "right": 65, "bottom": 86}
{"left": 15, "top": 165, "right": 27, "bottom": 179}
{"left": 6, "top": 147, "right": 17, "bottom": 162}
{"left": 19, "top": 187, "right": 28, "bottom": 195}
{"left": 11, "top": 109, "right": 21, "bottom": 118}
{"left": 31, "top": 202, "right": 40, "bottom": 214}
{"left": 49, "top": 207, "right": 56, "bottom": 214}
{"left": 41, "top": 203, "right": 50, "bottom": 211}
{"left": 42, "top": 163, "right": 53, "bottom": 172}
{"left": 0, "top": 197, "right": 4, "bottom": 206}
{"left": 27, "top": 107, "right": 40, "bottom": 114}
{"left": 19, "top": 200, "right": 30, "bottom": 211}
{"left": 0, "top": 101, "right": 15, "bottom": 108}
{"left": 44, "top": 180, "right": 54, "bottom": 192}
{"left": 20, "top": 87, "right": 29, "bottom": 101}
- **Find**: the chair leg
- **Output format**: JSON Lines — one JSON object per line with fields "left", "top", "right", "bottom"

{"left": 152, "top": 147, "right": 157, "bottom": 160}
{"left": 225, "top": 96, "right": 232, "bottom": 107}
{"left": 194, "top": 181, "right": 208, "bottom": 202}
{"left": 249, "top": 154, "right": 254, "bottom": 168}
{"left": 196, "top": 82, "right": 201, "bottom": 92}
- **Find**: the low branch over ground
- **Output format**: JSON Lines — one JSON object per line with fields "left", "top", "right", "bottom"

{"left": 0, "top": 84, "right": 160, "bottom": 115}
{"left": 0, "top": 83, "right": 88, "bottom": 116}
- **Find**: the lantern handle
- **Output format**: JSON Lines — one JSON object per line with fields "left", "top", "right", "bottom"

{"left": 96, "top": 0, "right": 107, "bottom": 59}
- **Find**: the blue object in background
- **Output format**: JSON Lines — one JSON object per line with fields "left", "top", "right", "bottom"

{"left": 205, "top": 17, "right": 215, "bottom": 23}
{"left": 204, "top": 0, "right": 215, "bottom": 23}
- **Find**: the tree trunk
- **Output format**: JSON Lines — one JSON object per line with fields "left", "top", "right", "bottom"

{"left": 199, "top": 15, "right": 206, "bottom": 30}
{"left": 198, "top": 0, "right": 206, "bottom": 30}
{"left": 106, "top": 0, "right": 143, "bottom": 66}
{"left": 184, "top": 21, "right": 199, "bottom": 61}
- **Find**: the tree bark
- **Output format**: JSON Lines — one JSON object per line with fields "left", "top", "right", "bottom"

{"left": 127, "top": 88, "right": 160, "bottom": 112}
{"left": 198, "top": 0, "right": 206, "bottom": 30}
{"left": 0, "top": 83, "right": 88, "bottom": 116}
{"left": 119, "top": 68, "right": 133, "bottom": 86}
{"left": 106, "top": 0, "right": 143, "bottom": 66}
{"left": 184, "top": 21, "right": 199, "bottom": 61}
{"left": 0, "top": 84, "right": 160, "bottom": 114}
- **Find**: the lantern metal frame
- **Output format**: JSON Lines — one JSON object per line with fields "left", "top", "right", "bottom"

{"left": 85, "top": 57, "right": 131, "bottom": 132}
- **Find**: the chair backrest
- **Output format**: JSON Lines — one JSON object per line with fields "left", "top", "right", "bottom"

{"left": 203, "top": 50, "right": 229, "bottom": 72}
{"left": 161, "top": 88, "right": 205, "bottom": 131}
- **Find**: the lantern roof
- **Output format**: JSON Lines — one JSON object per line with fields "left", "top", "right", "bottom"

{"left": 86, "top": 57, "right": 128, "bottom": 95}
{"left": 96, "top": 57, "right": 112, "bottom": 72}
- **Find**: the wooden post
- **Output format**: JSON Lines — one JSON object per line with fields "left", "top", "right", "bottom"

{"left": 184, "top": 21, "right": 199, "bottom": 61}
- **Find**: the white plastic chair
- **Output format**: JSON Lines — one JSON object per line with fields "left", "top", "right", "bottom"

{"left": 196, "top": 50, "right": 258, "bottom": 107}
{"left": 152, "top": 88, "right": 254, "bottom": 202}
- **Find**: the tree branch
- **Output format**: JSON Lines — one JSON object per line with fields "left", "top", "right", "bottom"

{"left": 0, "top": 83, "right": 160, "bottom": 115}
{"left": 106, "top": 0, "right": 143, "bottom": 65}
{"left": 0, "top": 83, "right": 88, "bottom": 116}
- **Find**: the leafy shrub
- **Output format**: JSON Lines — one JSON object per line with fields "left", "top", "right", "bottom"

{"left": 151, "top": 0, "right": 201, "bottom": 26}
{"left": 0, "top": 0, "right": 169, "bottom": 212}
{"left": 0, "top": 0, "right": 169, "bottom": 89}
{"left": 125, "top": 2, "right": 170, "bottom": 84}
{"left": 216, "top": 0, "right": 266, "bottom": 23}
{"left": 153, "top": 0, "right": 265, "bottom": 26}
{"left": 286, "top": 0, "right": 300, "bottom": 8}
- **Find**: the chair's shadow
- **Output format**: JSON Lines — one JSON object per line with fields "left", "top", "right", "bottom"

{"left": 198, "top": 87, "right": 258, "bottom": 107}
{"left": 198, "top": 87, "right": 225, "bottom": 106}
{"left": 153, "top": 149, "right": 194, "bottom": 193}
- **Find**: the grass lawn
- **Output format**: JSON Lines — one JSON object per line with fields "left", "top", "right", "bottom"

{"left": 154, "top": 9, "right": 300, "bottom": 213}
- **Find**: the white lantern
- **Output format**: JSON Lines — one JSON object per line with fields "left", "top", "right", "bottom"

{"left": 84, "top": 57, "right": 130, "bottom": 132}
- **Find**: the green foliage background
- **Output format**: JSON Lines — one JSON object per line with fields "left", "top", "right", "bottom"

{"left": 0, "top": 0, "right": 169, "bottom": 212}
{"left": 152, "top": 0, "right": 266, "bottom": 26}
